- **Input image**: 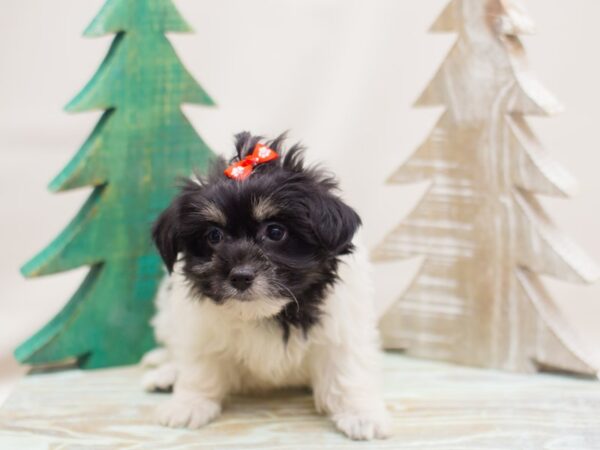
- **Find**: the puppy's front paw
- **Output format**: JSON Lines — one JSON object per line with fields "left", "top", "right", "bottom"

{"left": 157, "top": 396, "right": 221, "bottom": 429}
{"left": 333, "top": 409, "right": 391, "bottom": 440}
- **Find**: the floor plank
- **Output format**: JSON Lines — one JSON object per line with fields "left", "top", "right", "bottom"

{"left": 1, "top": 352, "right": 599, "bottom": 449}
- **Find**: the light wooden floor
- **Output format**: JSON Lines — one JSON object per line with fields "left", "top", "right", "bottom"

{"left": 1, "top": 352, "right": 599, "bottom": 449}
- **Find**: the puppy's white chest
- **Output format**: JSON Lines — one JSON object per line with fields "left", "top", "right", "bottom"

{"left": 223, "top": 320, "right": 311, "bottom": 389}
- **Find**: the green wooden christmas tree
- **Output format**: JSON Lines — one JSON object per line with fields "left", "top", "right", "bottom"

{"left": 16, "top": 0, "right": 215, "bottom": 369}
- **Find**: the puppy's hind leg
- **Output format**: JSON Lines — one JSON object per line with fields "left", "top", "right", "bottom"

{"left": 140, "top": 347, "right": 170, "bottom": 368}
{"left": 141, "top": 347, "right": 177, "bottom": 392}
{"left": 142, "top": 362, "right": 177, "bottom": 392}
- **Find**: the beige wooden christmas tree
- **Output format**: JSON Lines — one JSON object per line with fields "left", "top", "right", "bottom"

{"left": 373, "top": 0, "right": 600, "bottom": 375}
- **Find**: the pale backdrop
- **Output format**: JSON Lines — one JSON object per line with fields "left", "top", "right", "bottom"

{"left": 1, "top": 0, "right": 600, "bottom": 400}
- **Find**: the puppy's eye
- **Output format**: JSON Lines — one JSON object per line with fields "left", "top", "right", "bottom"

{"left": 206, "top": 227, "right": 224, "bottom": 245}
{"left": 265, "top": 223, "right": 286, "bottom": 242}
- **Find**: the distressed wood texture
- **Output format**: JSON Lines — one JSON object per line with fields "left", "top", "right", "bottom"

{"left": 373, "top": 0, "right": 600, "bottom": 375}
{"left": 15, "top": 0, "right": 215, "bottom": 369}
{"left": 1, "top": 353, "right": 599, "bottom": 448}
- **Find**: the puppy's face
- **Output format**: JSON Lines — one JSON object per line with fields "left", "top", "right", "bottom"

{"left": 152, "top": 133, "right": 360, "bottom": 335}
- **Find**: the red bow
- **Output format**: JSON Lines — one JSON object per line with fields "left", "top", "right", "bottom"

{"left": 224, "top": 143, "right": 279, "bottom": 181}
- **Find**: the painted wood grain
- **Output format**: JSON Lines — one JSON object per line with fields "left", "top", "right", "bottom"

{"left": 1, "top": 353, "right": 599, "bottom": 448}
{"left": 373, "top": 0, "right": 600, "bottom": 375}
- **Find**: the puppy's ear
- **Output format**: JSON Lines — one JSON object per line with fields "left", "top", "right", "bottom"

{"left": 152, "top": 200, "right": 180, "bottom": 273}
{"left": 311, "top": 193, "right": 361, "bottom": 256}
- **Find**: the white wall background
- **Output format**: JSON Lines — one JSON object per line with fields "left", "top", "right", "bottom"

{"left": 1, "top": 0, "right": 600, "bottom": 400}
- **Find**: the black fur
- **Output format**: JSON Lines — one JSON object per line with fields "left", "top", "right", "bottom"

{"left": 152, "top": 132, "right": 361, "bottom": 339}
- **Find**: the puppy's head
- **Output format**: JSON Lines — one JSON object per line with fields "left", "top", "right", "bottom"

{"left": 152, "top": 132, "right": 361, "bottom": 334}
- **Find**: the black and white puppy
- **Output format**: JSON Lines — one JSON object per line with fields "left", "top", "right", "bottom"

{"left": 142, "top": 133, "right": 390, "bottom": 440}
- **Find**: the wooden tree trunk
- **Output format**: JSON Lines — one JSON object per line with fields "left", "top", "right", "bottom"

{"left": 373, "top": 0, "right": 600, "bottom": 375}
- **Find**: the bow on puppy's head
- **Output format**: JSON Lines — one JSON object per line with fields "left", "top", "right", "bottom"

{"left": 224, "top": 143, "right": 279, "bottom": 181}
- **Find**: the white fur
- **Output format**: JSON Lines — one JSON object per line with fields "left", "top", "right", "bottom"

{"left": 144, "top": 237, "right": 391, "bottom": 440}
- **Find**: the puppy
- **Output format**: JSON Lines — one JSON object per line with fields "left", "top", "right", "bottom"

{"left": 142, "top": 133, "right": 390, "bottom": 440}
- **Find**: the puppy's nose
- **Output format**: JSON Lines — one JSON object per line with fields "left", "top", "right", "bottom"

{"left": 229, "top": 266, "right": 256, "bottom": 291}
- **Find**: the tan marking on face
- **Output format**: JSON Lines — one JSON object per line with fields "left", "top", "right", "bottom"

{"left": 252, "top": 196, "right": 279, "bottom": 221}
{"left": 198, "top": 202, "right": 226, "bottom": 226}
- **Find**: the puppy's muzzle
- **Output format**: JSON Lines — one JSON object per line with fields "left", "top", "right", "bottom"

{"left": 229, "top": 265, "right": 256, "bottom": 292}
